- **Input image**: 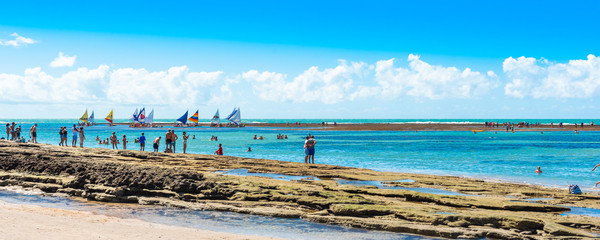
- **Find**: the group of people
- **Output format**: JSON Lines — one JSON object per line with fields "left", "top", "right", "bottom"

{"left": 5, "top": 123, "right": 37, "bottom": 143}
{"left": 276, "top": 134, "right": 288, "bottom": 139}
{"left": 58, "top": 124, "right": 84, "bottom": 147}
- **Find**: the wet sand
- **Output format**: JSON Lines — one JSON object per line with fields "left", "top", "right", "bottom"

{"left": 0, "top": 200, "right": 283, "bottom": 240}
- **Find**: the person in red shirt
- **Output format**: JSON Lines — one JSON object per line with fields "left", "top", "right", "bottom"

{"left": 214, "top": 143, "right": 223, "bottom": 155}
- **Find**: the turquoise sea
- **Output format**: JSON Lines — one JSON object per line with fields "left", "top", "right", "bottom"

{"left": 3, "top": 119, "right": 600, "bottom": 190}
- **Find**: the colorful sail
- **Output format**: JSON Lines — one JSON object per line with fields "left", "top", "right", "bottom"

{"left": 79, "top": 109, "right": 88, "bottom": 123}
{"left": 146, "top": 109, "right": 154, "bottom": 125}
{"left": 177, "top": 111, "right": 188, "bottom": 124}
{"left": 226, "top": 107, "right": 241, "bottom": 126}
{"left": 188, "top": 110, "right": 199, "bottom": 123}
{"left": 89, "top": 111, "right": 95, "bottom": 123}
{"left": 129, "top": 108, "right": 139, "bottom": 122}
{"left": 138, "top": 108, "right": 146, "bottom": 123}
{"left": 105, "top": 110, "right": 114, "bottom": 124}
{"left": 211, "top": 109, "right": 220, "bottom": 125}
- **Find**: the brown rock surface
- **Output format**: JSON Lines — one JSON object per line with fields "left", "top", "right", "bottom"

{"left": 1, "top": 140, "right": 600, "bottom": 239}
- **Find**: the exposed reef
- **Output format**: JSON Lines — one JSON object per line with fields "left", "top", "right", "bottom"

{"left": 1, "top": 140, "right": 600, "bottom": 239}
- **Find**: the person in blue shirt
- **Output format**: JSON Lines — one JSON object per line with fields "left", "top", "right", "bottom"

{"left": 139, "top": 132, "right": 146, "bottom": 151}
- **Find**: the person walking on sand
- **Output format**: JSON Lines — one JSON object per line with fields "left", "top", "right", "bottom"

{"left": 29, "top": 124, "right": 38, "bottom": 143}
{"left": 182, "top": 131, "right": 189, "bottom": 154}
{"left": 214, "top": 143, "right": 223, "bottom": 155}
{"left": 110, "top": 132, "right": 118, "bottom": 149}
{"left": 78, "top": 127, "right": 85, "bottom": 148}
{"left": 153, "top": 136, "right": 161, "bottom": 153}
{"left": 71, "top": 124, "right": 79, "bottom": 147}
{"left": 122, "top": 134, "right": 128, "bottom": 149}
{"left": 139, "top": 133, "right": 146, "bottom": 151}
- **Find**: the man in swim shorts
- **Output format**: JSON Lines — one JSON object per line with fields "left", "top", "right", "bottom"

{"left": 153, "top": 136, "right": 161, "bottom": 153}
{"left": 304, "top": 136, "right": 316, "bottom": 164}
{"left": 29, "top": 124, "right": 37, "bottom": 143}
{"left": 139, "top": 133, "right": 146, "bottom": 151}
{"left": 165, "top": 130, "right": 172, "bottom": 151}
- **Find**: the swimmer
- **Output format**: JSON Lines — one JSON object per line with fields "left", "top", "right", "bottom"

{"left": 247, "top": 147, "right": 252, "bottom": 152}
{"left": 535, "top": 166, "right": 542, "bottom": 174}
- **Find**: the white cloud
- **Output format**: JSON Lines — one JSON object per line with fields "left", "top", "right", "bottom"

{"left": 0, "top": 65, "right": 109, "bottom": 103}
{"left": 106, "top": 66, "right": 224, "bottom": 105}
{"left": 243, "top": 60, "right": 369, "bottom": 104}
{"left": 370, "top": 54, "right": 495, "bottom": 99}
{"left": 504, "top": 55, "right": 600, "bottom": 98}
{"left": 243, "top": 55, "right": 495, "bottom": 104}
{"left": 0, "top": 65, "right": 224, "bottom": 105}
{"left": 50, "top": 52, "right": 77, "bottom": 67}
{"left": 0, "top": 33, "right": 36, "bottom": 47}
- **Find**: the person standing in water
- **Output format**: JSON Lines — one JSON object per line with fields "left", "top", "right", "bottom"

{"left": 182, "top": 131, "right": 189, "bottom": 154}
{"left": 78, "top": 127, "right": 85, "bottom": 148}
{"left": 304, "top": 136, "right": 316, "bottom": 164}
{"left": 214, "top": 143, "right": 223, "bottom": 155}
{"left": 29, "top": 124, "right": 37, "bottom": 143}
{"left": 139, "top": 133, "right": 146, "bottom": 151}
{"left": 535, "top": 166, "right": 542, "bottom": 174}
{"left": 71, "top": 124, "right": 79, "bottom": 147}
{"left": 172, "top": 130, "right": 178, "bottom": 153}
{"left": 153, "top": 136, "right": 161, "bottom": 153}
{"left": 110, "top": 132, "right": 118, "bottom": 149}
{"left": 592, "top": 163, "right": 600, "bottom": 188}
{"left": 122, "top": 134, "right": 128, "bottom": 149}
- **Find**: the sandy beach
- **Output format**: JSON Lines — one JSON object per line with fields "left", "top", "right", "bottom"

{"left": 0, "top": 200, "right": 283, "bottom": 240}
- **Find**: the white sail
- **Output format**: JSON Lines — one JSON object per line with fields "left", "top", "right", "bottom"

{"left": 89, "top": 111, "right": 95, "bottom": 123}
{"left": 211, "top": 109, "right": 220, "bottom": 125}
{"left": 226, "top": 107, "right": 241, "bottom": 125}
{"left": 146, "top": 109, "right": 154, "bottom": 125}
{"left": 138, "top": 108, "right": 146, "bottom": 123}
{"left": 129, "top": 108, "right": 139, "bottom": 122}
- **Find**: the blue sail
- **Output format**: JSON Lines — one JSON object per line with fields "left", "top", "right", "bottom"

{"left": 177, "top": 111, "right": 188, "bottom": 124}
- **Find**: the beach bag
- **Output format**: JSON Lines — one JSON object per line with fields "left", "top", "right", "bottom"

{"left": 569, "top": 185, "right": 582, "bottom": 194}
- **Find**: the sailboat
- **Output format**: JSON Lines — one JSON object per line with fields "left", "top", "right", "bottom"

{"left": 146, "top": 109, "right": 154, "bottom": 126}
{"left": 210, "top": 109, "right": 220, "bottom": 127}
{"left": 105, "top": 110, "right": 114, "bottom": 126}
{"left": 89, "top": 111, "right": 95, "bottom": 125}
{"left": 177, "top": 111, "right": 188, "bottom": 125}
{"left": 79, "top": 109, "right": 88, "bottom": 124}
{"left": 226, "top": 107, "right": 242, "bottom": 127}
{"left": 138, "top": 108, "right": 146, "bottom": 123}
{"left": 188, "top": 110, "right": 199, "bottom": 125}
{"left": 129, "top": 108, "right": 139, "bottom": 123}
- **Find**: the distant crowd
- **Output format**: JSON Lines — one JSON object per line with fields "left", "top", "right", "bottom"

{"left": 5, "top": 123, "right": 320, "bottom": 164}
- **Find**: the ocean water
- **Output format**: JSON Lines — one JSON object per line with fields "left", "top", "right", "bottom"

{"left": 2, "top": 119, "right": 600, "bottom": 190}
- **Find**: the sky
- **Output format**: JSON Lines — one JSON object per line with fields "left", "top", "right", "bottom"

{"left": 1, "top": 0, "right": 600, "bottom": 119}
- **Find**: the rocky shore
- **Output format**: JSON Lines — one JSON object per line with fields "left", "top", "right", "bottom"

{"left": 1, "top": 140, "right": 600, "bottom": 239}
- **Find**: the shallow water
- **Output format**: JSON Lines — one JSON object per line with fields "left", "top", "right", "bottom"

{"left": 337, "top": 179, "right": 471, "bottom": 196}
{"left": 0, "top": 189, "right": 435, "bottom": 240}
{"left": 4, "top": 120, "right": 600, "bottom": 190}
{"left": 216, "top": 169, "right": 321, "bottom": 181}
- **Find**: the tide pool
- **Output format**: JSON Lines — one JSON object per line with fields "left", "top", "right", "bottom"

{"left": 4, "top": 120, "right": 600, "bottom": 190}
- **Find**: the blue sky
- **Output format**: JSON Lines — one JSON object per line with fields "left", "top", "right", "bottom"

{"left": 1, "top": 1, "right": 599, "bottom": 119}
